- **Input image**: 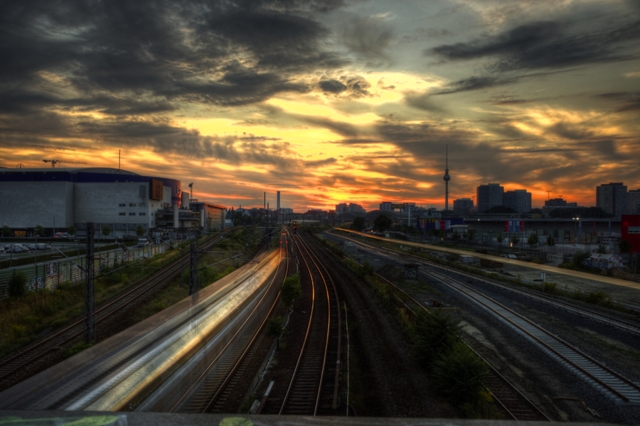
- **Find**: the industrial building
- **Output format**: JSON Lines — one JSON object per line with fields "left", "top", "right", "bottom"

{"left": 0, "top": 167, "right": 225, "bottom": 237}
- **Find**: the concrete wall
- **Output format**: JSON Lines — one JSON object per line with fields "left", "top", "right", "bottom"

{"left": 74, "top": 182, "right": 151, "bottom": 228}
{"left": 0, "top": 181, "right": 74, "bottom": 229}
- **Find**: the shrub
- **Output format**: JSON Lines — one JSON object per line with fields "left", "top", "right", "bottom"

{"left": 586, "top": 291, "right": 612, "bottom": 307}
{"left": 572, "top": 251, "right": 590, "bottom": 269}
{"left": 543, "top": 282, "right": 557, "bottom": 294}
{"left": 266, "top": 316, "right": 284, "bottom": 338}
{"left": 9, "top": 271, "right": 27, "bottom": 298}
{"left": 359, "top": 261, "right": 375, "bottom": 278}
{"left": 413, "top": 309, "right": 461, "bottom": 368}
{"left": 64, "top": 342, "right": 93, "bottom": 358}
{"left": 281, "top": 274, "right": 301, "bottom": 308}
{"left": 430, "top": 342, "right": 487, "bottom": 406}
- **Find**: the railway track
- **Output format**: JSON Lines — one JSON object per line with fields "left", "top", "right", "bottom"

{"left": 171, "top": 230, "right": 293, "bottom": 414}
{"left": 328, "top": 232, "right": 640, "bottom": 410}
{"left": 0, "top": 229, "right": 236, "bottom": 390}
{"left": 372, "top": 273, "right": 550, "bottom": 421}
{"left": 428, "top": 269, "right": 640, "bottom": 405}
{"left": 330, "top": 231, "right": 640, "bottom": 336}
{"left": 260, "top": 231, "right": 341, "bottom": 416}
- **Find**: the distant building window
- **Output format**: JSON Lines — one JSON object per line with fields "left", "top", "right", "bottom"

{"left": 119, "top": 212, "right": 126, "bottom": 216}
{"left": 129, "top": 212, "right": 136, "bottom": 216}
{"left": 140, "top": 213, "right": 146, "bottom": 216}
{"left": 129, "top": 203, "right": 136, "bottom": 207}
{"left": 119, "top": 203, "right": 126, "bottom": 207}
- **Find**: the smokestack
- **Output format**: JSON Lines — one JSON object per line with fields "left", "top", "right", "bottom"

{"left": 264, "top": 192, "right": 266, "bottom": 211}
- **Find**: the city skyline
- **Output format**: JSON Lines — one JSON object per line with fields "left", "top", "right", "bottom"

{"left": 1, "top": 0, "right": 639, "bottom": 212}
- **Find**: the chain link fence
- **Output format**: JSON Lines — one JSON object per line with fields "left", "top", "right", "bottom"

{"left": 0, "top": 242, "right": 171, "bottom": 299}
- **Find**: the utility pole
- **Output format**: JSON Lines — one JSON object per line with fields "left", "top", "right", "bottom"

{"left": 189, "top": 242, "right": 198, "bottom": 295}
{"left": 85, "top": 222, "right": 96, "bottom": 344}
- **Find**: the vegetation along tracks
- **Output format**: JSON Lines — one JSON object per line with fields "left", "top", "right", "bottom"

{"left": 372, "top": 271, "right": 550, "bottom": 421}
{"left": 331, "top": 231, "right": 640, "bottom": 336}
{"left": 0, "top": 231, "right": 231, "bottom": 390}
{"left": 427, "top": 269, "right": 640, "bottom": 405}
{"left": 260, "top": 231, "right": 341, "bottom": 416}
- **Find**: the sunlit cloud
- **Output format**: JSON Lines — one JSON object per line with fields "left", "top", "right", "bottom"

{"left": 1, "top": 0, "right": 638, "bottom": 211}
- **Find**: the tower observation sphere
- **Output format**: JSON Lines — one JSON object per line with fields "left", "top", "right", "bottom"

{"left": 443, "top": 145, "right": 450, "bottom": 210}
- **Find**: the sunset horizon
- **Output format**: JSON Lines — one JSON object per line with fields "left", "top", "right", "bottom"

{"left": 2, "top": 0, "right": 638, "bottom": 213}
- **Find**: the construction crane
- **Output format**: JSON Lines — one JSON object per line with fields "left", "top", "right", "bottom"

{"left": 43, "top": 159, "right": 87, "bottom": 168}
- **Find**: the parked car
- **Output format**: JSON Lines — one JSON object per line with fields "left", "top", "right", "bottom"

{"left": 36, "top": 243, "right": 48, "bottom": 250}
{"left": 137, "top": 238, "right": 149, "bottom": 247}
{"left": 0, "top": 246, "right": 5, "bottom": 253}
{"left": 26, "top": 244, "right": 37, "bottom": 250}
{"left": 9, "top": 244, "right": 26, "bottom": 253}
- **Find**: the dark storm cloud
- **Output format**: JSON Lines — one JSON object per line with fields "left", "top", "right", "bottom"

{"left": 319, "top": 79, "right": 348, "bottom": 94}
{"left": 436, "top": 76, "right": 516, "bottom": 94}
{"left": 403, "top": 91, "right": 444, "bottom": 112}
{"left": 299, "top": 116, "right": 359, "bottom": 137}
{"left": 596, "top": 91, "right": 640, "bottom": 112}
{"left": 342, "top": 16, "right": 393, "bottom": 60}
{"left": 491, "top": 99, "right": 531, "bottom": 105}
{"left": 370, "top": 120, "right": 586, "bottom": 185}
{"left": 305, "top": 157, "right": 337, "bottom": 167}
{"left": 429, "top": 19, "right": 640, "bottom": 71}
{"left": 0, "top": 0, "right": 349, "bottom": 149}
{"left": 547, "top": 122, "right": 596, "bottom": 140}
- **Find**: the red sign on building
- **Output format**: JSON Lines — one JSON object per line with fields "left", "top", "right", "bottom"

{"left": 621, "top": 215, "right": 640, "bottom": 253}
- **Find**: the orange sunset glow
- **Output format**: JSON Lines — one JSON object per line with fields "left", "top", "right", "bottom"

{"left": 1, "top": 0, "right": 639, "bottom": 212}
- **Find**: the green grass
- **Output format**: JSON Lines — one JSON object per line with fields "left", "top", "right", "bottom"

{"left": 0, "top": 233, "right": 241, "bottom": 358}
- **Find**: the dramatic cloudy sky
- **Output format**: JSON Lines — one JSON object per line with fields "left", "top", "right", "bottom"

{"left": 1, "top": 0, "right": 639, "bottom": 211}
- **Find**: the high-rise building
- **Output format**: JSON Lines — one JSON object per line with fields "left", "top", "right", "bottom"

{"left": 476, "top": 183, "right": 504, "bottom": 213}
{"left": 336, "top": 202, "right": 366, "bottom": 214}
{"left": 628, "top": 189, "right": 640, "bottom": 214}
{"left": 544, "top": 198, "right": 577, "bottom": 207}
{"left": 380, "top": 202, "right": 392, "bottom": 211}
{"left": 596, "top": 182, "right": 627, "bottom": 216}
{"left": 453, "top": 198, "right": 474, "bottom": 216}
{"left": 504, "top": 190, "right": 532, "bottom": 213}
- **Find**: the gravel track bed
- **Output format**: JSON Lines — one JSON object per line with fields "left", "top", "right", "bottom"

{"left": 253, "top": 252, "right": 315, "bottom": 414}
{"left": 328, "top": 233, "right": 640, "bottom": 424}
{"left": 306, "top": 234, "right": 456, "bottom": 418}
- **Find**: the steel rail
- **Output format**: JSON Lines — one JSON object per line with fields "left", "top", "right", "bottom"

{"left": 277, "top": 233, "right": 317, "bottom": 415}
{"left": 165, "top": 244, "right": 287, "bottom": 413}
{"left": 429, "top": 269, "right": 640, "bottom": 404}
{"left": 372, "top": 272, "right": 551, "bottom": 421}
{"left": 278, "top": 233, "right": 331, "bottom": 415}
{"left": 295, "top": 233, "right": 342, "bottom": 414}
{"left": 0, "top": 230, "right": 234, "bottom": 384}
{"left": 330, "top": 231, "right": 640, "bottom": 336}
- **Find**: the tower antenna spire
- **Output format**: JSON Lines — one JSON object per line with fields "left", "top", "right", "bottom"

{"left": 443, "top": 144, "right": 451, "bottom": 211}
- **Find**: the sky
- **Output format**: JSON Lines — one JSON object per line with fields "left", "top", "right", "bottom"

{"left": 1, "top": 0, "right": 639, "bottom": 212}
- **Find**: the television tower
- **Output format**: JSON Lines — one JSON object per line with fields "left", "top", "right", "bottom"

{"left": 443, "top": 145, "right": 450, "bottom": 211}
